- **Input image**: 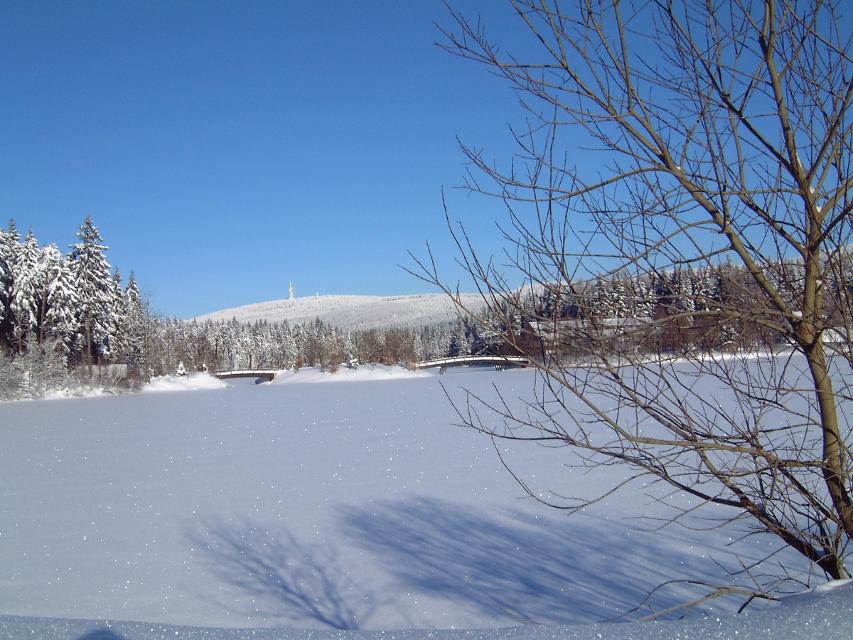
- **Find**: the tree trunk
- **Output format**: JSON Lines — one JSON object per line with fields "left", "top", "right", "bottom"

{"left": 805, "top": 341, "right": 853, "bottom": 579}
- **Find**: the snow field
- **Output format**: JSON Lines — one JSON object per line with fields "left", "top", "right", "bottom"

{"left": 0, "top": 359, "right": 840, "bottom": 637}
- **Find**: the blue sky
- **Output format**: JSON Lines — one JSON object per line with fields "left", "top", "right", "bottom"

{"left": 0, "top": 1, "right": 530, "bottom": 318}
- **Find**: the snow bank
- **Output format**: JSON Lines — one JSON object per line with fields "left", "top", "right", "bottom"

{"left": 0, "top": 385, "right": 114, "bottom": 403}
{"left": 40, "top": 386, "right": 112, "bottom": 401}
{"left": 142, "top": 372, "right": 229, "bottom": 393}
{"left": 1, "top": 580, "right": 850, "bottom": 639}
{"left": 272, "top": 364, "right": 432, "bottom": 384}
{"left": 780, "top": 578, "right": 853, "bottom": 605}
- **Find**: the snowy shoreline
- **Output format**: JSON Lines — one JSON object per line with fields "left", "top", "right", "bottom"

{"left": 141, "top": 365, "right": 432, "bottom": 392}
{"left": 0, "top": 365, "right": 433, "bottom": 402}
{"left": 3, "top": 347, "right": 834, "bottom": 404}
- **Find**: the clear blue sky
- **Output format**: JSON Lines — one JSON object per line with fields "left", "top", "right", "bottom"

{"left": 0, "top": 1, "right": 529, "bottom": 318}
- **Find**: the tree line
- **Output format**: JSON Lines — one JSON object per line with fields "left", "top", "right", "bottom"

{"left": 4, "top": 217, "right": 847, "bottom": 393}
{"left": 146, "top": 258, "right": 851, "bottom": 376}
{"left": 0, "top": 217, "right": 145, "bottom": 369}
{"left": 0, "top": 218, "right": 476, "bottom": 386}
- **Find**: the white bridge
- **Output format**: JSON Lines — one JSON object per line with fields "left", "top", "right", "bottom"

{"left": 214, "top": 356, "right": 531, "bottom": 380}
{"left": 213, "top": 369, "right": 279, "bottom": 382}
{"left": 412, "top": 355, "right": 531, "bottom": 371}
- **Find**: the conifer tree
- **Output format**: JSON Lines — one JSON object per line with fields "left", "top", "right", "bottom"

{"left": 69, "top": 217, "right": 116, "bottom": 364}
{"left": 0, "top": 222, "right": 21, "bottom": 349}
{"left": 11, "top": 230, "right": 40, "bottom": 351}
{"left": 38, "top": 245, "right": 79, "bottom": 353}
{"left": 0, "top": 228, "right": 9, "bottom": 343}
{"left": 110, "top": 269, "right": 127, "bottom": 361}
{"left": 123, "top": 273, "right": 146, "bottom": 370}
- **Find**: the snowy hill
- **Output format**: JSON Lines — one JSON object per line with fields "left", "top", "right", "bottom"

{"left": 193, "top": 293, "right": 486, "bottom": 330}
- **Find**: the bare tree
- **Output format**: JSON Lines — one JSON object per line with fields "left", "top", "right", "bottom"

{"left": 415, "top": 0, "right": 851, "bottom": 585}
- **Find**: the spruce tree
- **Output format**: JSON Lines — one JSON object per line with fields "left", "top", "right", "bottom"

{"left": 0, "top": 221, "right": 22, "bottom": 350}
{"left": 0, "top": 228, "right": 9, "bottom": 339}
{"left": 11, "top": 230, "right": 40, "bottom": 351}
{"left": 69, "top": 217, "right": 116, "bottom": 364}
{"left": 110, "top": 269, "right": 127, "bottom": 362}
{"left": 123, "top": 273, "right": 146, "bottom": 370}
{"left": 38, "top": 245, "right": 79, "bottom": 353}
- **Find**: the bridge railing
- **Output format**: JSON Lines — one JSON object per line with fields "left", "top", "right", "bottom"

{"left": 413, "top": 355, "right": 530, "bottom": 370}
{"left": 214, "top": 369, "right": 279, "bottom": 379}
{"left": 213, "top": 359, "right": 530, "bottom": 378}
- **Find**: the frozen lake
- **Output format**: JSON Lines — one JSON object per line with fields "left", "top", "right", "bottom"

{"left": 0, "top": 365, "right": 809, "bottom": 631}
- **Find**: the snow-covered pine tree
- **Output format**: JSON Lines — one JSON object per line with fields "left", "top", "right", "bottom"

{"left": 276, "top": 320, "right": 297, "bottom": 369}
{"left": 10, "top": 230, "right": 41, "bottom": 351}
{"left": 446, "top": 320, "right": 466, "bottom": 357}
{"left": 609, "top": 276, "right": 630, "bottom": 319}
{"left": 664, "top": 269, "right": 694, "bottom": 314}
{"left": 651, "top": 271, "right": 670, "bottom": 313}
{"left": 629, "top": 277, "right": 654, "bottom": 319}
{"left": 589, "top": 278, "right": 612, "bottom": 322}
{"left": 0, "top": 228, "right": 7, "bottom": 334}
{"left": 410, "top": 330, "right": 423, "bottom": 363}
{"left": 0, "top": 221, "right": 22, "bottom": 350}
{"left": 537, "top": 285, "right": 557, "bottom": 320}
{"left": 690, "top": 267, "right": 713, "bottom": 312}
{"left": 123, "top": 273, "right": 146, "bottom": 370}
{"left": 38, "top": 245, "right": 79, "bottom": 354}
{"left": 110, "top": 269, "right": 128, "bottom": 362}
{"left": 69, "top": 217, "right": 116, "bottom": 364}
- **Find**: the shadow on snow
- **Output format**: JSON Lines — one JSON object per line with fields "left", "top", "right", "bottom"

{"left": 75, "top": 631, "right": 127, "bottom": 640}
{"left": 190, "top": 498, "right": 740, "bottom": 629}
{"left": 337, "top": 497, "right": 732, "bottom": 625}
{"left": 186, "top": 519, "right": 382, "bottom": 630}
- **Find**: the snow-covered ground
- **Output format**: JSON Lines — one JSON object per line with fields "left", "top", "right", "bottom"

{"left": 272, "top": 364, "right": 432, "bottom": 384}
{"left": 143, "top": 372, "right": 231, "bottom": 393}
{"left": 192, "top": 293, "right": 486, "bottom": 329}
{"left": 0, "top": 358, "right": 848, "bottom": 639}
{"left": 1, "top": 581, "right": 851, "bottom": 639}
